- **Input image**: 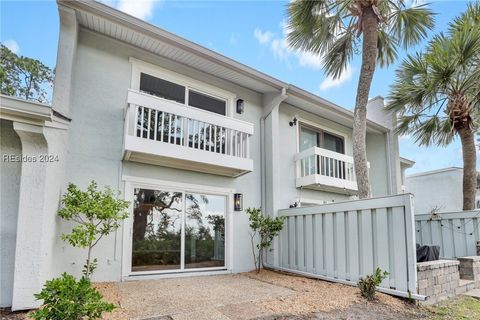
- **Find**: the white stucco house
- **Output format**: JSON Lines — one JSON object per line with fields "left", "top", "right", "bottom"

{"left": 0, "top": 0, "right": 405, "bottom": 310}
{"left": 405, "top": 167, "right": 480, "bottom": 215}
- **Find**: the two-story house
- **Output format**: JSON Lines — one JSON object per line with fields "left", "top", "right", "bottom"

{"left": 0, "top": 0, "right": 403, "bottom": 310}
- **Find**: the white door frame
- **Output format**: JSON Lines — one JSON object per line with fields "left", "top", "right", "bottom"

{"left": 121, "top": 175, "right": 234, "bottom": 279}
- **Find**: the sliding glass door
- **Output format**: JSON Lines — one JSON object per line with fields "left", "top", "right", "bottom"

{"left": 131, "top": 187, "right": 226, "bottom": 273}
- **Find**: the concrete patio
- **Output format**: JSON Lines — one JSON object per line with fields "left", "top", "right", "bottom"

{"left": 95, "top": 270, "right": 426, "bottom": 320}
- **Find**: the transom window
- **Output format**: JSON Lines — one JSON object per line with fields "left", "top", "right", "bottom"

{"left": 139, "top": 72, "right": 227, "bottom": 116}
{"left": 299, "top": 124, "right": 345, "bottom": 154}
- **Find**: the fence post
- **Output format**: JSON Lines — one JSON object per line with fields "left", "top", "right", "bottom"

{"left": 403, "top": 193, "right": 417, "bottom": 295}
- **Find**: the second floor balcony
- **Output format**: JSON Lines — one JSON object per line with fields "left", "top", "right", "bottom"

{"left": 123, "top": 90, "right": 254, "bottom": 177}
{"left": 295, "top": 146, "right": 368, "bottom": 194}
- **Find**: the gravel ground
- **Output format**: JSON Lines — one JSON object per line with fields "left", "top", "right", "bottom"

{"left": 1, "top": 270, "right": 432, "bottom": 319}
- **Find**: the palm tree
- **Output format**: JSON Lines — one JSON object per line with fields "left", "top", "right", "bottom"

{"left": 287, "top": 0, "right": 434, "bottom": 198}
{"left": 388, "top": 3, "right": 480, "bottom": 210}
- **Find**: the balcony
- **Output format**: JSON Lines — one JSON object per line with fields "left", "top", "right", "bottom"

{"left": 295, "top": 146, "right": 367, "bottom": 194}
{"left": 123, "top": 90, "right": 254, "bottom": 177}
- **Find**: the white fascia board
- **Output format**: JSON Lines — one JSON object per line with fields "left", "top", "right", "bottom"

{"left": 0, "top": 95, "right": 52, "bottom": 125}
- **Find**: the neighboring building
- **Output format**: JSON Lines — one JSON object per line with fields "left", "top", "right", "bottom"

{"left": 405, "top": 167, "right": 480, "bottom": 215}
{"left": 0, "top": 0, "right": 403, "bottom": 310}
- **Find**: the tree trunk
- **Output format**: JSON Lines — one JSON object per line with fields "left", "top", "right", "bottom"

{"left": 353, "top": 6, "right": 378, "bottom": 198}
{"left": 458, "top": 126, "right": 477, "bottom": 210}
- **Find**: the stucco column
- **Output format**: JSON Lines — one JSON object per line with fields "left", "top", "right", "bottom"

{"left": 11, "top": 122, "right": 48, "bottom": 310}
{"left": 262, "top": 90, "right": 287, "bottom": 267}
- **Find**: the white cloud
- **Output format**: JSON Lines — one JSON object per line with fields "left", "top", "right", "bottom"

{"left": 319, "top": 65, "right": 355, "bottom": 91}
{"left": 99, "top": 0, "right": 162, "bottom": 20}
{"left": 253, "top": 28, "right": 274, "bottom": 45}
{"left": 118, "top": 0, "right": 160, "bottom": 20}
{"left": 4, "top": 39, "right": 19, "bottom": 54}
{"left": 297, "top": 51, "right": 323, "bottom": 70}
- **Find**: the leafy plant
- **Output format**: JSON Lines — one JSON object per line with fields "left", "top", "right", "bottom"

{"left": 58, "top": 181, "right": 129, "bottom": 279}
{"left": 0, "top": 43, "right": 54, "bottom": 103}
{"left": 388, "top": 3, "right": 480, "bottom": 210}
{"left": 246, "top": 207, "right": 285, "bottom": 273}
{"left": 358, "top": 267, "right": 389, "bottom": 300}
{"left": 286, "top": 0, "right": 434, "bottom": 198}
{"left": 29, "top": 273, "right": 115, "bottom": 320}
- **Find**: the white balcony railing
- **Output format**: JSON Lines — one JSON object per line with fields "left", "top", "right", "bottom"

{"left": 295, "top": 146, "right": 367, "bottom": 192}
{"left": 123, "top": 90, "right": 254, "bottom": 177}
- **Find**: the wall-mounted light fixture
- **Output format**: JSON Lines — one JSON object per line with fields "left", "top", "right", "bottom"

{"left": 234, "top": 193, "right": 243, "bottom": 211}
{"left": 289, "top": 117, "right": 297, "bottom": 127}
{"left": 236, "top": 99, "right": 245, "bottom": 114}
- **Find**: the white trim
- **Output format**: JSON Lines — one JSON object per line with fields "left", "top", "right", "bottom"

{"left": 121, "top": 176, "right": 233, "bottom": 279}
{"left": 122, "top": 269, "right": 231, "bottom": 281}
{"left": 296, "top": 116, "right": 349, "bottom": 154}
{"left": 129, "top": 57, "right": 236, "bottom": 116}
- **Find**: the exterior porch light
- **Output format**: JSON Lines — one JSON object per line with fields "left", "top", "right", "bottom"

{"left": 236, "top": 99, "right": 245, "bottom": 114}
{"left": 289, "top": 117, "right": 297, "bottom": 127}
{"left": 234, "top": 193, "right": 243, "bottom": 211}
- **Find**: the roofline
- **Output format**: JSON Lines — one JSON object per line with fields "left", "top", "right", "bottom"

{"left": 58, "top": 0, "right": 286, "bottom": 90}
{"left": 287, "top": 85, "right": 389, "bottom": 132}
{"left": 406, "top": 167, "right": 479, "bottom": 179}
{"left": 0, "top": 94, "right": 52, "bottom": 123}
{"left": 400, "top": 157, "right": 415, "bottom": 166}
{"left": 58, "top": 0, "right": 389, "bottom": 133}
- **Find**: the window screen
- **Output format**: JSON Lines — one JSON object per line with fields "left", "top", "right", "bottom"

{"left": 323, "top": 132, "right": 344, "bottom": 154}
{"left": 140, "top": 73, "right": 185, "bottom": 104}
{"left": 188, "top": 90, "right": 226, "bottom": 115}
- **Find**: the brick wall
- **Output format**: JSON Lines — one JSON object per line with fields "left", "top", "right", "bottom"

{"left": 417, "top": 257, "right": 480, "bottom": 304}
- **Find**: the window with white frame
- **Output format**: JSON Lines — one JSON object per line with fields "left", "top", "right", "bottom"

{"left": 299, "top": 123, "right": 345, "bottom": 154}
{"left": 131, "top": 59, "right": 233, "bottom": 116}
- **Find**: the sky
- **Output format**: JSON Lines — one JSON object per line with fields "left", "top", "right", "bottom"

{"left": 1, "top": 0, "right": 478, "bottom": 174}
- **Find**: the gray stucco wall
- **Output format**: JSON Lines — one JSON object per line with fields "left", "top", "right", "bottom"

{"left": 0, "top": 120, "right": 21, "bottom": 307}
{"left": 54, "top": 28, "right": 263, "bottom": 280}
{"left": 406, "top": 169, "right": 464, "bottom": 214}
{"left": 52, "top": 27, "right": 394, "bottom": 282}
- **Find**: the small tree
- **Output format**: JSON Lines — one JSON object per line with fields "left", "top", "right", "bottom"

{"left": 246, "top": 207, "right": 285, "bottom": 273}
{"left": 58, "top": 181, "right": 130, "bottom": 279}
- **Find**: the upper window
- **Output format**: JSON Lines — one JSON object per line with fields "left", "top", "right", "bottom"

{"left": 140, "top": 73, "right": 185, "bottom": 104}
{"left": 299, "top": 124, "right": 344, "bottom": 154}
{"left": 139, "top": 72, "right": 226, "bottom": 116}
{"left": 188, "top": 90, "right": 226, "bottom": 115}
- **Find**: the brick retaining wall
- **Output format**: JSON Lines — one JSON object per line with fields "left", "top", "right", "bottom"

{"left": 417, "top": 256, "right": 480, "bottom": 304}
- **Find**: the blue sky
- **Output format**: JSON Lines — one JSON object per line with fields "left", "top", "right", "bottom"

{"left": 1, "top": 0, "right": 478, "bottom": 174}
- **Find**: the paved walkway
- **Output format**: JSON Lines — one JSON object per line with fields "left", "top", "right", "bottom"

{"left": 102, "top": 274, "right": 295, "bottom": 320}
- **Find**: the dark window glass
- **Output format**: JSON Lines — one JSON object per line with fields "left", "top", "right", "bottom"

{"left": 188, "top": 90, "right": 226, "bottom": 115}
{"left": 323, "top": 132, "right": 344, "bottom": 154}
{"left": 140, "top": 73, "right": 185, "bottom": 104}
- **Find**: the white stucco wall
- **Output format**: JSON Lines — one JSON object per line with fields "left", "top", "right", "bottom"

{"left": 405, "top": 168, "right": 464, "bottom": 214}
{"left": 0, "top": 120, "right": 21, "bottom": 307}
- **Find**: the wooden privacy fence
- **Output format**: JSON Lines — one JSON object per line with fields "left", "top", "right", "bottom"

{"left": 267, "top": 194, "right": 420, "bottom": 299}
{"left": 416, "top": 210, "right": 480, "bottom": 258}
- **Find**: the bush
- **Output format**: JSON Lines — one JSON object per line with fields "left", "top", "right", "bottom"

{"left": 246, "top": 207, "right": 285, "bottom": 272}
{"left": 29, "top": 273, "right": 115, "bottom": 320}
{"left": 358, "top": 268, "right": 389, "bottom": 300}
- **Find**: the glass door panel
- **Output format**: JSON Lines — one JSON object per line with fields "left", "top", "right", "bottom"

{"left": 131, "top": 188, "right": 182, "bottom": 272}
{"left": 185, "top": 193, "right": 225, "bottom": 269}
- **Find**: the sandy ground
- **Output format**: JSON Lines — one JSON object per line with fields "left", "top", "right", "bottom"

{"left": 1, "top": 270, "right": 430, "bottom": 319}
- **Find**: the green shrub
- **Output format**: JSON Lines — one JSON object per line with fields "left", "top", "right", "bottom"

{"left": 29, "top": 273, "right": 115, "bottom": 320}
{"left": 246, "top": 207, "right": 285, "bottom": 272}
{"left": 358, "top": 268, "right": 389, "bottom": 300}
